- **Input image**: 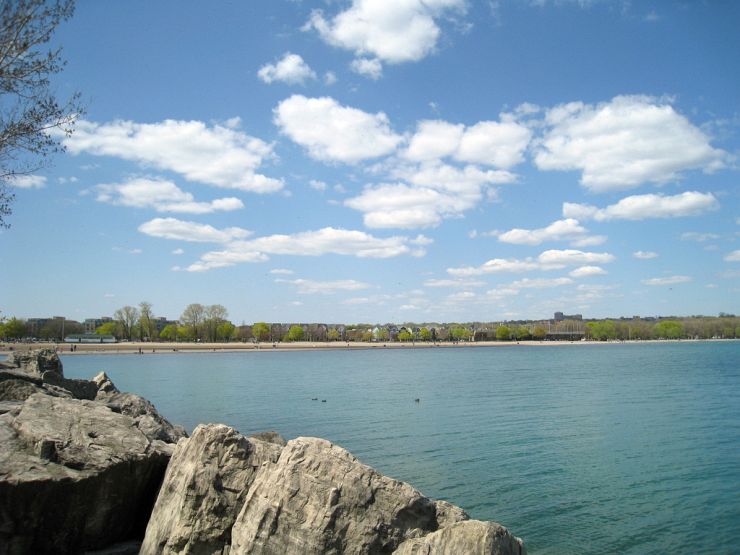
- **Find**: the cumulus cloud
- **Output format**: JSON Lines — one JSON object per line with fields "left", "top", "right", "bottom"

{"left": 305, "top": 0, "right": 466, "bottom": 66}
{"left": 534, "top": 95, "right": 726, "bottom": 191}
{"left": 4, "top": 175, "right": 47, "bottom": 188}
{"left": 350, "top": 58, "right": 383, "bottom": 79}
{"left": 725, "top": 250, "right": 740, "bottom": 262}
{"left": 138, "top": 217, "right": 252, "bottom": 243}
{"left": 641, "top": 275, "right": 692, "bottom": 286}
{"left": 258, "top": 52, "right": 317, "bottom": 85}
{"left": 495, "top": 218, "right": 591, "bottom": 246}
{"left": 182, "top": 227, "right": 423, "bottom": 272}
{"left": 274, "top": 95, "right": 402, "bottom": 163}
{"left": 569, "top": 266, "right": 607, "bottom": 277}
{"left": 96, "top": 178, "right": 243, "bottom": 214}
{"left": 64, "top": 119, "right": 282, "bottom": 193}
{"left": 423, "top": 278, "right": 486, "bottom": 288}
{"left": 347, "top": 161, "right": 515, "bottom": 229}
{"left": 509, "top": 277, "right": 573, "bottom": 288}
{"left": 403, "top": 118, "right": 531, "bottom": 169}
{"left": 275, "top": 278, "right": 371, "bottom": 294}
{"left": 270, "top": 268, "right": 294, "bottom": 275}
{"left": 448, "top": 249, "right": 614, "bottom": 276}
{"left": 633, "top": 250, "right": 658, "bottom": 259}
{"left": 563, "top": 191, "right": 719, "bottom": 221}
{"left": 681, "top": 231, "right": 720, "bottom": 242}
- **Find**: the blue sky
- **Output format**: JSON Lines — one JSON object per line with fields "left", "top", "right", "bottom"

{"left": 1, "top": 0, "right": 739, "bottom": 324}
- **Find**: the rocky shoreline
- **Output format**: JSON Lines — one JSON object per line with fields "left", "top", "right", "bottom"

{"left": 0, "top": 350, "right": 526, "bottom": 554}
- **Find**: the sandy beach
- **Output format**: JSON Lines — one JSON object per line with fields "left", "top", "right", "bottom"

{"left": 1, "top": 338, "right": 724, "bottom": 357}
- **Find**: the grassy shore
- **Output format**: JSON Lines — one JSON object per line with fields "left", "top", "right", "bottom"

{"left": 1, "top": 338, "right": 727, "bottom": 356}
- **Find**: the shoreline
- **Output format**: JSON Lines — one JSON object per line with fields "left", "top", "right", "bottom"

{"left": 1, "top": 337, "right": 733, "bottom": 357}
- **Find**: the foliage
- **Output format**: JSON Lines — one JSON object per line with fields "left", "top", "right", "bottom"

{"left": 398, "top": 329, "right": 412, "bottom": 342}
{"left": 286, "top": 325, "right": 304, "bottom": 342}
{"left": 586, "top": 320, "right": 617, "bottom": 341}
{"left": 361, "top": 331, "right": 373, "bottom": 342}
{"left": 2, "top": 317, "right": 27, "bottom": 339}
{"left": 376, "top": 328, "right": 389, "bottom": 341}
{"left": 138, "top": 301, "right": 155, "bottom": 340}
{"left": 653, "top": 320, "right": 683, "bottom": 339}
{"left": 450, "top": 327, "right": 471, "bottom": 341}
{"left": 532, "top": 325, "right": 547, "bottom": 340}
{"left": 0, "top": 0, "right": 83, "bottom": 227}
{"left": 495, "top": 325, "right": 511, "bottom": 341}
{"left": 95, "top": 321, "right": 119, "bottom": 337}
{"left": 327, "top": 328, "right": 340, "bottom": 341}
{"left": 419, "top": 327, "right": 432, "bottom": 341}
{"left": 114, "top": 306, "right": 139, "bottom": 341}
{"left": 180, "top": 303, "right": 205, "bottom": 340}
{"left": 252, "top": 322, "right": 270, "bottom": 342}
{"left": 158, "top": 324, "right": 178, "bottom": 341}
{"left": 216, "top": 321, "right": 235, "bottom": 341}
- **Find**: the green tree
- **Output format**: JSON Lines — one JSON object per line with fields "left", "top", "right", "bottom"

{"left": 114, "top": 306, "right": 139, "bottom": 341}
{"left": 286, "top": 325, "right": 304, "bottom": 342}
{"left": 653, "top": 320, "right": 683, "bottom": 339}
{"left": 159, "top": 324, "right": 179, "bottom": 342}
{"left": 398, "top": 329, "right": 412, "bottom": 342}
{"left": 0, "top": 0, "right": 82, "bottom": 228}
{"left": 587, "top": 321, "right": 617, "bottom": 341}
{"left": 376, "top": 328, "right": 389, "bottom": 341}
{"left": 138, "top": 301, "right": 155, "bottom": 341}
{"left": 2, "top": 317, "right": 26, "bottom": 339}
{"left": 495, "top": 325, "right": 511, "bottom": 341}
{"left": 216, "top": 321, "right": 235, "bottom": 342}
{"left": 327, "top": 328, "right": 340, "bottom": 341}
{"left": 451, "top": 327, "right": 471, "bottom": 341}
{"left": 532, "top": 325, "right": 547, "bottom": 340}
{"left": 419, "top": 327, "right": 432, "bottom": 341}
{"left": 361, "top": 330, "right": 373, "bottom": 342}
{"left": 204, "top": 304, "right": 228, "bottom": 342}
{"left": 180, "top": 303, "right": 205, "bottom": 340}
{"left": 95, "top": 321, "right": 119, "bottom": 337}
{"left": 252, "top": 322, "right": 270, "bottom": 342}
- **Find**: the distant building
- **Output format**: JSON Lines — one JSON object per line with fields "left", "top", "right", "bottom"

{"left": 65, "top": 333, "right": 116, "bottom": 344}
{"left": 554, "top": 312, "right": 582, "bottom": 321}
{"left": 83, "top": 317, "right": 113, "bottom": 333}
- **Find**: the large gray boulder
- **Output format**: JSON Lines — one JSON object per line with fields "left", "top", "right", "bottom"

{"left": 0, "top": 393, "right": 173, "bottom": 554}
{"left": 93, "top": 372, "right": 187, "bottom": 444}
{"left": 3, "top": 348, "right": 63, "bottom": 377}
{"left": 140, "top": 424, "right": 282, "bottom": 554}
{"left": 393, "top": 521, "right": 526, "bottom": 555}
{"left": 0, "top": 349, "right": 97, "bottom": 400}
{"left": 143, "top": 426, "right": 525, "bottom": 555}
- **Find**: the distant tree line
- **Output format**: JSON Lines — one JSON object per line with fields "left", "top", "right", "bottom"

{"left": 2, "top": 311, "right": 740, "bottom": 343}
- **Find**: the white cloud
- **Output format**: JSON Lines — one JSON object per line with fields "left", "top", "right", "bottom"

{"left": 350, "top": 57, "right": 383, "bottom": 79}
{"left": 633, "top": 250, "right": 658, "bottom": 259}
{"left": 424, "top": 278, "right": 486, "bottom": 288}
{"left": 347, "top": 161, "right": 515, "bottom": 230}
{"left": 448, "top": 248, "right": 614, "bottom": 276}
{"left": 172, "top": 248, "right": 184, "bottom": 255}
{"left": 305, "top": 0, "right": 466, "bottom": 65}
{"left": 4, "top": 175, "right": 47, "bottom": 188}
{"left": 495, "top": 218, "right": 589, "bottom": 246}
{"left": 570, "top": 235, "right": 607, "bottom": 247}
{"left": 269, "top": 268, "right": 294, "bottom": 275}
{"left": 563, "top": 191, "right": 719, "bottom": 221}
{"left": 538, "top": 249, "right": 615, "bottom": 266}
{"left": 641, "top": 275, "right": 692, "bottom": 286}
{"left": 681, "top": 231, "right": 720, "bottom": 242}
{"left": 64, "top": 119, "right": 282, "bottom": 193}
{"left": 258, "top": 52, "right": 317, "bottom": 85}
{"left": 403, "top": 118, "right": 531, "bottom": 169}
{"left": 275, "top": 278, "right": 371, "bottom": 294}
{"left": 184, "top": 227, "right": 422, "bottom": 271}
{"left": 534, "top": 95, "right": 726, "bottom": 191}
{"left": 725, "top": 250, "right": 740, "bottom": 262}
{"left": 324, "top": 71, "right": 338, "bottom": 85}
{"left": 274, "top": 95, "right": 402, "bottom": 163}
{"left": 569, "top": 266, "right": 607, "bottom": 277}
{"left": 510, "top": 277, "right": 573, "bottom": 289}
{"left": 96, "top": 178, "right": 244, "bottom": 214}
{"left": 138, "top": 217, "right": 252, "bottom": 243}
{"left": 309, "top": 179, "right": 327, "bottom": 191}
{"left": 447, "top": 291, "right": 476, "bottom": 302}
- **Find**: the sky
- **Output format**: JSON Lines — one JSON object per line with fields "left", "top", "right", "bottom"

{"left": 1, "top": 0, "right": 739, "bottom": 325}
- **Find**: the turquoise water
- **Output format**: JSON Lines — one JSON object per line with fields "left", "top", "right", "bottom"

{"left": 62, "top": 342, "right": 740, "bottom": 554}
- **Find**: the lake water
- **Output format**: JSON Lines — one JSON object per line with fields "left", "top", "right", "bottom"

{"left": 62, "top": 342, "right": 740, "bottom": 554}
